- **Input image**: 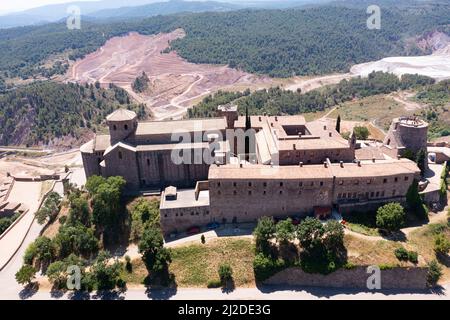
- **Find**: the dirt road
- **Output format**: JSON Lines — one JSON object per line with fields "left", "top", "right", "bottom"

{"left": 67, "top": 30, "right": 272, "bottom": 120}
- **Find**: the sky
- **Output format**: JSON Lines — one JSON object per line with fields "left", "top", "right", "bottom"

{"left": 0, "top": 0, "right": 99, "bottom": 15}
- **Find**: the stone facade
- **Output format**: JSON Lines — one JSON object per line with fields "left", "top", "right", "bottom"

{"left": 81, "top": 108, "right": 426, "bottom": 235}
{"left": 263, "top": 266, "right": 428, "bottom": 289}
{"left": 384, "top": 116, "right": 428, "bottom": 161}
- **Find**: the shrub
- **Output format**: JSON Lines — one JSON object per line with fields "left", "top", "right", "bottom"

{"left": 353, "top": 126, "right": 369, "bottom": 140}
{"left": 125, "top": 255, "right": 132, "bottom": 273}
{"left": 434, "top": 234, "right": 450, "bottom": 257}
{"left": 408, "top": 251, "right": 418, "bottom": 264}
{"left": 394, "top": 247, "right": 409, "bottom": 261}
{"left": 46, "top": 261, "right": 67, "bottom": 289}
{"left": 253, "top": 253, "right": 286, "bottom": 281}
{"left": 59, "top": 216, "right": 67, "bottom": 225}
{"left": 253, "top": 217, "right": 276, "bottom": 254}
{"left": 201, "top": 235, "right": 206, "bottom": 244}
{"left": 275, "top": 218, "right": 295, "bottom": 244}
{"left": 218, "top": 263, "right": 233, "bottom": 284}
{"left": 207, "top": 280, "right": 222, "bottom": 288}
{"left": 379, "top": 263, "right": 395, "bottom": 270}
{"left": 15, "top": 265, "right": 37, "bottom": 285}
{"left": 116, "top": 278, "right": 127, "bottom": 290}
{"left": 376, "top": 203, "right": 405, "bottom": 231}
{"left": 23, "top": 242, "right": 37, "bottom": 265}
{"left": 394, "top": 247, "right": 418, "bottom": 264}
{"left": 427, "top": 260, "right": 443, "bottom": 286}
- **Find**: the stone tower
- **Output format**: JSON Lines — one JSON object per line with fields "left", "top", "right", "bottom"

{"left": 384, "top": 116, "right": 429, "bottom": 170}
{"left": 106, "top": 109, "right": 138, "bottom": 145}
{"left": 217, "top": 104, "right": 239, "bottom": 129}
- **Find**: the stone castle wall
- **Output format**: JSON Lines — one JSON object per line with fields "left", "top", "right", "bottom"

{"left": 263, "top": 266, "right": 428, "bottom": 289}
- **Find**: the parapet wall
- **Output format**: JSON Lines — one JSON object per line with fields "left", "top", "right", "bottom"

{"left": 263, "top": 266, "right": 428, "bottom": 290}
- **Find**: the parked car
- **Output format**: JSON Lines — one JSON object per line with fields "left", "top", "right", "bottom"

{"left": 187, "top": 226, "right": 201, "bottom": 235}
{"left": 206, "top": 222, "right": 220, "bottom": 230}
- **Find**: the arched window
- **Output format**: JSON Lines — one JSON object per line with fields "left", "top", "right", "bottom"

{"left": 124, "top": 124, "right": 128, "bottom": 130}
{"left": 113, "top": 125, "right": 117, "bottom": 131}
{"left": 118, "top": 151, "right": 123, "bottom": 160}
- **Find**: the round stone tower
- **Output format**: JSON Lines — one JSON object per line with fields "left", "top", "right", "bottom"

{"left": 106, "top": 109, "right": 138, "bottom": 145}
{"left": 384, "top": 116, "right": 428, "bottom": 154}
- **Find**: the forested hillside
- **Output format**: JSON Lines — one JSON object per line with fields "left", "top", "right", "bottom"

{"left": 170, "top": 5, "right": 450, "bottom": 77}
{"left": 188, "top": 72, "right": 436, "bottom": 118}
{"left": 0, "top": 2, "right": 448, "bottom": 80}
{"left": 0, "top": 82, "right": 146, "bottom": 146}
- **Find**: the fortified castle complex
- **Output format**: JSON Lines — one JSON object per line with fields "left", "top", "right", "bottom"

{"left": 81, "top": 107, "right": 430, "bottom": 235}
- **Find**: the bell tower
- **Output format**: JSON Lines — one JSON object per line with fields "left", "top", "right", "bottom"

{"left": 106, "top": 109, "right": 138, "bottom": 145}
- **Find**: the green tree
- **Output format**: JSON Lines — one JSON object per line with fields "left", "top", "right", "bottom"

{"left": 23, "top": 242, "right": 37, "bottom": 265}
{"left": 138, "top": 227, "right": 172, "bottom": 276}
{"left": 336, "top": 114, "right": 341, "bottom": 133}
{"left": 132, "top": 72, "right": 150, "bottom": 93}
{"left": 275, "top": 218, "right": 295, "bottom": 245}
{"left": 416, "top": 149, "right": 427, "bottom": 176}
{"left": 253, "top": 217, "right": 276, "bottom": 254}
{"left": 218, "top": 263, "right": 233, "bottom": 285}
{"left": 35, "top": 192, "right": 61, "bottom": 224}
{"left": 394, "top": 247, "right": 409, "bottom": 261}
{"left": 33, "top": 236, "right": 56, "bottom": 269}
{"left": 67, "top": 193, "right": 91, "bottom": 227}
{"left": 427, "top": 260, "right": 442, "bottom": 286}
{"left": 15, "top": 265, "right": 37, "bottom": 286}
{"left": 91, "top": 251, "right": 123, "bottom": 291}
{"left": 406, "top": 180, "right": 428, "bottom": 220}
{"left": 53, "top": 224, "right": 99, "bottom": 259}
{"left": 353, "top": 126, "right": 369, "bottom": 140}
{"left": 297, "top": 217, "right": 324, "bottom": 249}
{"left": 129, "top": 198, "right": 160, "bottom": 242}
{"left": 376, "top": 203, "right": 405, "bottom": 232}
{"left": 46, "top": 261, "right": 67, "bottom": 288}
{"left": 323, "top": 220, "right": 344, "bottom": 251}
{"left": 434, "top": 234, "right": 450, "bottom": 257}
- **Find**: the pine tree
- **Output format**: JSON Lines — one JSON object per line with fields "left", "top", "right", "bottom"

{"left": 336, "top": 114, "right": 341, "bottom": 133}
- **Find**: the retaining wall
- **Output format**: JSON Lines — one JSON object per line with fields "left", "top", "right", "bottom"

{"left": 263, "top": 266, "right": 428, "bottom": 290}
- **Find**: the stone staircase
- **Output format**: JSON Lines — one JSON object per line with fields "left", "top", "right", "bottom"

{"left": 0, "top": 179, "right": 28, "bottom": 218}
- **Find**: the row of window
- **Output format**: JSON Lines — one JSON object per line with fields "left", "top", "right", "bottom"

{"left": 337, "top": 190, "right": 397, "bottom": 200}
{"left": 163, "top": 210, "right": 210, "bottom": 218}
{"left": 217, "top": 181, "right": 325, "bottom": 188}
{"left": 216, "top": 176, "right": 409, "bottom": 189}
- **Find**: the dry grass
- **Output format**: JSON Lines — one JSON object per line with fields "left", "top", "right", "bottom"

{"left": 169, "top": 237, "right": 255, "bottom": 287}
{"left": 41, "top": 205, "right": 69, "bottom": 239}
{"left": 408, "top": 223, "right": 450, "bottom": 282}
{"left": 123, "top": 237, "right": 256, "bottom": 287}
{"left": 328, "top": 94, "right": 413, "bottom": 131}
{"left": 344, "top": 234, "right": 406, "bottom": 266}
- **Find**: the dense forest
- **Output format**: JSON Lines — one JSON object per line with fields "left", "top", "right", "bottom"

{"left": 0, "top": 2, "right": 448, "bottom": 80}
{"left": 188, "top": 72, "right": 437, "bottom": 118}
{"left": 0, "top": 82, "right": 146, "bottom": 146}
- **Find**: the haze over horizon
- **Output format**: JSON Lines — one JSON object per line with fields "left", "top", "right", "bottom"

{"left": 0, "top": 0, "right": 305, "bottom": 16}
{"left": 0, "top": 0, "right": 100, "bottom": 15}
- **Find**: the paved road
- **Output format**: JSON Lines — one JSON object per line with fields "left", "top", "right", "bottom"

{"left": 3, "top": 284, "right": 449, "bottom": 300}
{"left": 0, "top": 218, "right": 46, "bottom": 299}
